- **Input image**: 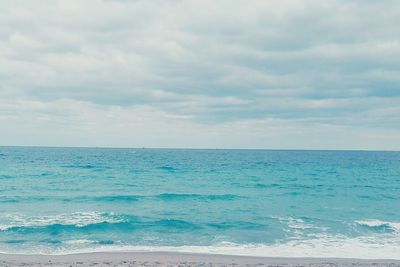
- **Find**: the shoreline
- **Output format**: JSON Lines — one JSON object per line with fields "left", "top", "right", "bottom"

{"left": 1, "top": 251, "right": 400, "bottom": 267}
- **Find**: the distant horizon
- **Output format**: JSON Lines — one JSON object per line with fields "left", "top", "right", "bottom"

{"left": 1, "top": 144, "right": 399, "bottom": 152}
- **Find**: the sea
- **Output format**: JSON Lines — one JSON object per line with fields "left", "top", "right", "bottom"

{"left": 0, "top": 147, "right": 399, "bottom": 259}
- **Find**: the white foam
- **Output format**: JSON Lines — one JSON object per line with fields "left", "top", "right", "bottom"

{"left": 92, "top": 235, "right": 400, "bottom": 259}
{"left": 4, "top": 234, "right": 400, "bottom": 260}
{"left": 64, "top": 239, "right": 96, "bottom": 245}
{"left": 0, "top": 212, "right": 124, "bottom": 231}
{"left": 2, "top": 215, "right": 400, "bottom": 259}
{"left": 280, "top": 217, "right": 314, "bottom": 230}
{"left": 355, "top": 220, "right": 400, "bottom": 233}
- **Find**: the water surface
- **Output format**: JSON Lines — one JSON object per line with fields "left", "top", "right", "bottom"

{"left": 0, "top": 147, "right": 399, "bottom": 258}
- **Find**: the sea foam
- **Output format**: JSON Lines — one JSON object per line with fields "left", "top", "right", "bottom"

{"left": 355, "top": 220, "right": 400, "bottom": 234}
{"left": 0, "top": 212, "right": 124, "bottom": 231}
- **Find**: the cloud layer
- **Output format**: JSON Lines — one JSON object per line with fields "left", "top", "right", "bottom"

{"left": 1, "top": 0, "right": 399, "bottom": 149}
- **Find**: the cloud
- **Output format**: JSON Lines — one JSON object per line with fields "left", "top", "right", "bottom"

{"left": 1, "top": 98, "right": 398, "bottom": 150}
{"left": 0, "top": 0, "right": 399, "bottom": 149}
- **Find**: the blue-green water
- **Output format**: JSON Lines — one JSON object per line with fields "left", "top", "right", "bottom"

{"left": 0, "top": 147, "right": 400, "bottom": 258}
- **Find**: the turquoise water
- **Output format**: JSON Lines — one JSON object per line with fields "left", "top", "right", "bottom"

{"left": 0, "top": 147, "right": 400, "bottom": 258}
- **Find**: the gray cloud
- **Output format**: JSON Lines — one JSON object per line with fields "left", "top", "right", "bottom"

{"left": 0, "top": 0, "right": 399, "bottom": 149}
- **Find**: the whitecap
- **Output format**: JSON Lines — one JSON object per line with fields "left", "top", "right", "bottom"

{"left": 0, "top": 212, "right": 125, "bottom": 231}
{"left": 355, "top": 219, "right": 400, "bottom": 233}
{"left": 274, "top": 216, "right": 315, "bottom": 230}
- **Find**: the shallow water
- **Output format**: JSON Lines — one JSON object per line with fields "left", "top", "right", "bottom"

{"left": 0, "top": 147, "right": 399, "bottom": 258}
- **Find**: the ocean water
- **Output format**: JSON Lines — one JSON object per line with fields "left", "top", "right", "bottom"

{"left": 0, "top": 147, "right": 400, "bottom": 259}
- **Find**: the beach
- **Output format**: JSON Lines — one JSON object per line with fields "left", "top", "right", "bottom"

{"left": 1, "top": 252, "right": 400, "bottom": 267}
{"left": 2, "top": 0, "right": 400, "bottom": 264}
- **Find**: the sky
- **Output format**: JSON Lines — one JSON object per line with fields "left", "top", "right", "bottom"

{"left": 1, "top": 0, "right": 400, "bottom": 150}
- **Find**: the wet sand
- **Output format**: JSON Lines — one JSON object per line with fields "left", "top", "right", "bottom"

{"left": 1, "top": 252, "right": 400, "bottom": 267}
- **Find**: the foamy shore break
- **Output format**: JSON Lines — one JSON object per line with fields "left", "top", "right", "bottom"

{"left": 1, "top": 252, "right": 400, "bottom": 267}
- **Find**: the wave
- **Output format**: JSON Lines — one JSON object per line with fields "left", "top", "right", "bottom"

{"left": 355, "top": 220, "right": 400, "bottom": 234}
{"left": 62, "top": 164, "right": 97, "bottom": 169}
{"left": 274, "top": 216, "right": 316, "bottom": 230}
{"left": 0, "top": 212, "right": 276, "bottom": 234}
{"left": 157, "top": 193, "right": 242, "bottom": 201}
{"left": 157, "top": 166, "right": 177, "bottom": 171}
{"left": 3, "top": 193, "right": 243, "bottom": 203}
{"left": 82, "top": 195, "right": 140, "bottom": 202}
{"left": 206, "top": 221, "right": 266, "bottom": 230}
{"left": 0, "top": 212, "right": 124, "bottom": 231}
{"left": 2, "top": 236, "right": 400, "bottom": 259}
{"left": 0, "top": 175, "right": 13, "bottom": 179}
{"left": 61, "top": 164, "right": 112, "bottom": 170}
{"left": 0, "top": 213, "right": 196, "bottom": 233}
{"left": 69, "top": 193, "right": 242, "bottom": 202}
{"left": 152, "top": 219, "right": 200, "bottom": 230}
{"left": 108, "top": 236, "right": 400, "bottom": 259}
{"left": 0, "top": 196, "right": 50, "bottom": 203}
{"left": 1, "top": 214, "right": 400, "bottom": 259}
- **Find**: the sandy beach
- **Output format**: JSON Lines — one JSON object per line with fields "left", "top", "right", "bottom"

{"left": 1, "top": 252, "right": 400, "bottom": 267}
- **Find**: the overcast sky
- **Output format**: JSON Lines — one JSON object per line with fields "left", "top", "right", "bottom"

{"left": 1, "top": 0, "right": 399, "bottom": 150}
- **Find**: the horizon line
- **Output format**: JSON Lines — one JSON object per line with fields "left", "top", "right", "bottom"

{"left": 1, "top": 145, "right": 399, "bottom": 153}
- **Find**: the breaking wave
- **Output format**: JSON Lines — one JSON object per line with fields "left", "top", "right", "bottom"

{"left": 355, "top": 220, "right": 400, "bottom": 234}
